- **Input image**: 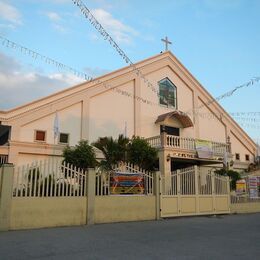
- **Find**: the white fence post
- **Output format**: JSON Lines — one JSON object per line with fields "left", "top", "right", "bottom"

{"left": 177, "top": 169, "right": 181, "bottom": 215}
{"left": 227, "top": 176, "right": 231, "bottom": 211}
{"left": 87, "top": 168, "right": 96, "bottom": 225}
{"left": 194, "top": 166, "right": 199, "bottom": 213}
{"left": 155, "top": 171, "right": 161, "bottom": 220}
{"left": 0, "top": 164, "right": 14, "bottom": 231}
{"left": 211, "top": 172, "right": 216, "bottom": 213}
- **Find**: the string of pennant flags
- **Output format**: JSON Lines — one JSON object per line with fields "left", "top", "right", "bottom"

{"left": 231, "top": 117, "right": 260, "bottom": 123}
{"left": 0, "top": 35, "right": 93, "bottom": 81}
{"left": 0, "top": 34, "right": 162, "bottom": 111}
{"left": 0, "top": 33, "right": 259, "bottom": 121}
{"left": 188, "top": 77, "right": 260, "bottom": 115}
{"left": 230, "top": 112, "right": 260, "bottom": 117}
{"left": 71, "top": 0, "right": 159, "bottom": 96}
{"left": 71, "top": 0, "right": 260, "bottom": 115}
{"left": 239, "top": 122, "right": 260, "bottom": 130}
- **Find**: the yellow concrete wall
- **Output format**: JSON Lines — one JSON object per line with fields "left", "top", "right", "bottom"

{"left": 10, "top": 197, "right": 87, "bottom": 230}
{"left": 94, "top": 196, "right": 156, "bottom": 224}
{"left": 231, "top": 203, "right": 260, "bottom": 214}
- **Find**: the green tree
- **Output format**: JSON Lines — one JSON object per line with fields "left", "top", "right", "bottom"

{"left": 92, "top": 134, "right": 129, "bottom": 170}
{"left": 62, "top": 140, "right": 97, "bottom": 170}
{"left": 93, "top": 135, "right": 158, "bottom": 171}
{"left": 215, "top": 168, "right": 241, "bottom": 190}
{"left": 127, "top": 136, "right": 158, "bottom": 171}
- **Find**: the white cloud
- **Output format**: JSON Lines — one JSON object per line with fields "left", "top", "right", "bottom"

{"left": 0, "top": 1, "right": 22, "bottom": 25}
{"left": 53, "top": 23, "right": 67, "bottom": 33}
{"left": 46, "top": 12, "right": 62, "bottom": 22}
{"left": 0, "top": 52, "right": 83, "bottom": 110}
{"left": 44, "top": 11, "right": 68, "bottom": 33}
{"left": 91, "top": 8, "right": 138, "bottom": 44}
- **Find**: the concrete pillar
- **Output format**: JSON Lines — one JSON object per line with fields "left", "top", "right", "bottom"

{"left": 176, "top": 169, "right": 181, "bottom": 215}
{"left": 160, "top": 131, "right": 167, "bottom": 148}
{"left": 87, "top": 168, "right": 96, "bottom": 225}
{"left": 227, "top": 176, "right": 231, "bottom": 212}
{"left": 211, "top": 172, "right": 216, "bottom": 213}
{"left": 194, "top": 166, "right": 200, "bottom": 213}
{"left": 154, "top": 171, "right": 161, "bottom": 220}
{"left": 158, "top": 150, "right": 171, "bottom": 193}
{"left": 0, "top": 164, "right": 14, "bottom": 231}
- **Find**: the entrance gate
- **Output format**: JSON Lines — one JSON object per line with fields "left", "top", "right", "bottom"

{"left": 160, "top": 166, "right": 230, "bottom": 217}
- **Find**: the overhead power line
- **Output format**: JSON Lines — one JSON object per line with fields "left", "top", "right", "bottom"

{"left": 71, "top": 0, "right": 159, "bottom": 96}
{"left": 71, "top": 0, "right": 260, "bottom": 115}
{"left": 0, "top": 34, "right": 259, "bottom": 120}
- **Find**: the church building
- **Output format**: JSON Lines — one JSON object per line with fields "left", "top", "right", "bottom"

{"left": 0, "top": 51, "right": 257, "bottom": 173}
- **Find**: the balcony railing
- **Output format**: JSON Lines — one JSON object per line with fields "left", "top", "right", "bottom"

{"left": 146, "top": 135, "right": 229, "bottom": 159}
{"left": 0, "top": 154, "right": 8, "bottom": 165}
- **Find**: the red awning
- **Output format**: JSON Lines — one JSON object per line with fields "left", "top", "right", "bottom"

{"left": 155, "top": 111, "right": 193, "bottom": 128}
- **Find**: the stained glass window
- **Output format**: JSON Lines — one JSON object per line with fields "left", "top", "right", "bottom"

{"left": 159, "top": 78, "right": 177, "bottom": 108}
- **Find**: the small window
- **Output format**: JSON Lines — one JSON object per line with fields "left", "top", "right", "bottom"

{"left": 245, "top": 154, "right": 250, "bottom": 161}
{"left": 59, "top": 133, "right": 69, "bottom": 144}
{"left": 35, "top": 130, "right": 46, "bottom": 142}
{"left": 235, "top": 153, "right": 240, "bottom": 161}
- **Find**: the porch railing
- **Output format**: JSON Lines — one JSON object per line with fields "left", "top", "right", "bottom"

{"left": 146, "top": 135, "right": 228, "bottom": 156}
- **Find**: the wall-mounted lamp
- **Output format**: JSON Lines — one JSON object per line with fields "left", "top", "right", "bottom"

{"left": 166, "top": 154, "right": 171, "bottom": 162}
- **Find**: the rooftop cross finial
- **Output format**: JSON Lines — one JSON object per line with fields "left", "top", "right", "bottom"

{"left": 161, "top": 36, "right": 172, "bottom": 51}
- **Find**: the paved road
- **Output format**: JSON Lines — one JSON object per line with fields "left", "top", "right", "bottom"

{"left": 0, "top": 213, "right": 259, "bottom": 260}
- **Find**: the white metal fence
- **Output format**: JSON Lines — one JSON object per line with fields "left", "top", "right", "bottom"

{"left": 96, "top": 163, "right": 154, "bottom": 196}
{"left": 13, "top": 159, "right": 87, "bottom": 197}
{"left": 231, "top": 196, "right": 260, "bottom": 204}
{"left": 162, "top": 166, "right": 229, "bottom": 196}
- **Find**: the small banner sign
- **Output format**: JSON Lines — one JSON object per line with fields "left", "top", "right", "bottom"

{"left": 110, "top": 172, "right": 144, "bottom": 194}
{"left": 248, "top": 176, "right": 259, "bottom": 199}
{"left": 236, "top": 179, "right": 247, "bottom": 195}
{"left": 195, "top": 139, "right": 213, "bottom": 159}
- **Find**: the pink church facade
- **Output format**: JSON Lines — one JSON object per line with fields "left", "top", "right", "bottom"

{"left": 0, "top": 51, "right": 257, "bottom": 172}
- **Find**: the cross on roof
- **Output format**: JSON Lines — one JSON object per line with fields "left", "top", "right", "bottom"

{"left": 161, "top": 36, "right": 172, "bottom": 51}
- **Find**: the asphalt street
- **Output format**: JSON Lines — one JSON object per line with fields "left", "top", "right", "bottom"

{"left": 0, "top": 213, "right": 259, "bottom": 260}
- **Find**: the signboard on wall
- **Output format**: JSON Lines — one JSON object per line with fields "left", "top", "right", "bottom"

{"left": 195, "top": 139, "right": 213, "bottom": 159}
{"left": 110, "top": 172, "right": 144, "bottom": 194}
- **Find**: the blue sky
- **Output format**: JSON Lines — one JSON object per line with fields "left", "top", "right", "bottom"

{"left": 0, "top": 0, "right": 259, "bottom": 140}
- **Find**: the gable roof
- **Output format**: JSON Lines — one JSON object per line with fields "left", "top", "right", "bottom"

{"left": 0, "top": 51, "right": 256, "bottom": 152}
